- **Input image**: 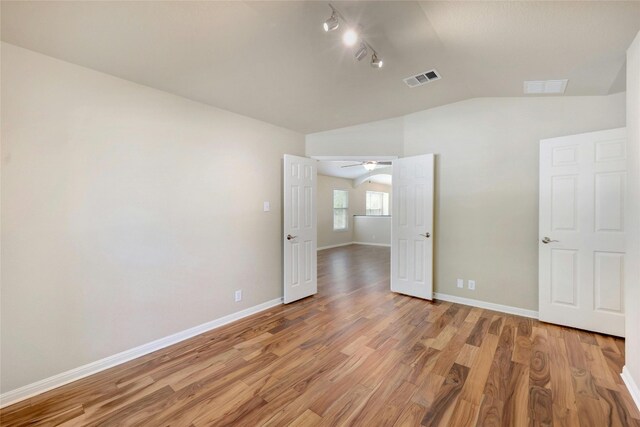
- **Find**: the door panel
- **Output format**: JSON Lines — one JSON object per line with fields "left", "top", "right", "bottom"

{"left": 284, "top": 155, "right": 317, "bottom": 304}
{"left": 595, "top": 172, "right": 625, "bottom": 232}
{"left": 551, "top": 176, "right": 578, "bottom": 231}
{"left": 539, "top": 127, "right": 626, "bottom": 336}
{"left": 391, "top": 154, "right": 434, "bottom": 300}
{"left": 595, "top": 138, "right": 626, "bottom": 162}
{"left": 594, "top": 251, "right": 624, "bottom": 313}
{"left": 550, "top": 249, "right": 578, "bottom": 306}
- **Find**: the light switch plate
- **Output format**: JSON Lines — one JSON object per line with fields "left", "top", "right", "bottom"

{"left": 263, "top": 201, "right": 270, "bottom": 212}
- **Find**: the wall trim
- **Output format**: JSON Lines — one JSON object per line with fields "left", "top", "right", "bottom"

{"left": 433, "top": 292, "right": 539, "bottom": 319}
{"left": 622, "top": 366, "right": 640, "bottom": 411}
{"left": 318, "top": 242, "right": 354, "bottom": 250}
{"left": 0, "top": 297, "right": 283, "bottom": 408}
{"left": 352, "top": 242, "right": 391, "bottom": 247}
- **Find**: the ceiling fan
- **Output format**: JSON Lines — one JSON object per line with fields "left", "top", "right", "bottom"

{"left": 341, "top": 160, "right": 392, "bottom": 171}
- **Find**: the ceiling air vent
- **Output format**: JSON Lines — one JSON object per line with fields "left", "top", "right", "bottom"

{"left": 524, "top": 79, "right": 568, "bottom": 95}
{"left": 404, "top": 69, "right": 441, "bottom": 88}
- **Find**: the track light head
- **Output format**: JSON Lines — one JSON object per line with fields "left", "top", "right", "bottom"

{"left": 342, "top": 29, "right": 358, "bottom": 47}
{"left": 371, "top": 53, "right": 383, "bottom": 68}
{"left": 323, "top": 12, "right": 339, "bottom": 32}
{"left": 354, "top": 43, "right": 368, "bottom": 61}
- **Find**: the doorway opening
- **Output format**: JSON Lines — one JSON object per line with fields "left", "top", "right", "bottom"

{"left": 283, "top": 154, "right": 434, "bottom": 304}
{"left": 314, "top": 157, "right": 393, "bottom": 295}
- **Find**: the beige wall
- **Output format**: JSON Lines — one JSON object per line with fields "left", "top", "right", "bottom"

{"left": 307, "top": 117, "right": 404, "bottom": 158}
{"left": 404, "top": 95, "right": 626, "bottom": 311}
{"left": 625, "top": 31, "right": 640, "bottom": 395}
{"left": 317, "top": 175, "right": 391, "bottom": 248}
{"left": 0, "top": 43, "right": 305, "bottom": 393}
{"left": 308, "top": 93, "right": 626, "bottom": 311}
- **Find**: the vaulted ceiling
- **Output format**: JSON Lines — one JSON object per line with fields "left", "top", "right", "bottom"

{"left": 2, "top": 1, "right": 639, "bottom": 133}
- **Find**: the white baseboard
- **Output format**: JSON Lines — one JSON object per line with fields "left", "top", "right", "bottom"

{"left": 433, "top": 292, "right": 539, "bottom": 319}
{"left": 352, "top": 242, "right": 391, "bottom": 247}
{"left": 317, "top": 242, "right": 354, "bottom": 251}
{"left": 0, "top": 297, "right": 283, "bottom": 408}
{"left": 622, "top": 366, "right": 640, "bottom": 411}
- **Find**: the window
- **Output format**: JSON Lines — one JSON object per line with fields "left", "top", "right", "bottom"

{"left": 366, "top": 191, "right": 390, "bottom": 216}
{"left": 333, "top": 190, "right": 349, "bottom": 230}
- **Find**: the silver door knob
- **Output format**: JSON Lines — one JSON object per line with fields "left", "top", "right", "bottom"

{"left": 419, "top": 232, "right": 431, "bottom": 238}
{"left": 287, "top": 234, "right": 297, "bottom": 241}
{"left": 541, "top": 236, "right": 559, "bottom": 244}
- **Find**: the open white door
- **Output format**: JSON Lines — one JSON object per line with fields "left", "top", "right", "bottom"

{"left": 391, "top": 154, "right": 435, "bottom": 300}
{"left": 283, "top": 154, "right": 317, "bottom": 304}
{"left": 539, "top": 128, "right": 626, "bottom": 336}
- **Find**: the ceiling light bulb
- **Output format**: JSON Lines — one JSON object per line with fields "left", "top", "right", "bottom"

{"left": 363, "top": 162, "right": 377, "bottom": 171}
{"left": 354, "top": 43, "right": 368, "bottom": 61}
{"left": 342, "top": 29, "right": 358, "bottom": 47}
{"left": 371, "top": 53, "right": 383, "bottom": 68}
{"left": 323, "top": 13, "right": 339, "bottom": 32}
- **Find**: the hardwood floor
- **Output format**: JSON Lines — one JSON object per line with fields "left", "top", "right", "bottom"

{"left": 2, "top": 244, "right": 639, "bottom": 426}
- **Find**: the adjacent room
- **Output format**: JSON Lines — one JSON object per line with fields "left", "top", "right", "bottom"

{"left": 317, "top": 159, "right": 392, "bottom": 250}
{"left": 1, "top": 1, "right": 640, "bottom": 425}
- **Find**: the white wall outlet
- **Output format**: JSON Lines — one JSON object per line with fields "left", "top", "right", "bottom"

{"left": 235, "top": 289, "right": 242, "bottom": 302}
{"left": 263, "top": 201, "right": 270, "bottom": 212}
{"left": 468, "top": 280, "right": 476, "bottom": 290}
{"left": 457, "top": 279, "right": 464, "bottom": 289}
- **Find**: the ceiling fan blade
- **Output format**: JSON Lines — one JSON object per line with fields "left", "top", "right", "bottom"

{"left": 340, "top": 163, "right": 364, "bottom": 168}
{"left": 377, "top": 161, "right": 393, "bottom": 165}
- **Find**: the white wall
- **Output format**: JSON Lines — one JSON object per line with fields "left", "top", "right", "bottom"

{"left": 353, "top": 216, "right": 391, "bottom": 246}
{"left": 317, "top": 175, "right": 391, "bottom": 249}
{"left": 625, "top": 31, "right": 640, "bottom": 400}
{"left": 306, "top": 117, "right": 404, "bottom": 158}
{"left": 307, "top": 93, "right": 626, "bottom": 311}
{"left": 0, "top": 43, "right": 305, "bottom": 393}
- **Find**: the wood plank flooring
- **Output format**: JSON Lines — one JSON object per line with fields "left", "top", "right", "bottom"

{"left": 2, "top": 244, "right": 639, "bottom": 426}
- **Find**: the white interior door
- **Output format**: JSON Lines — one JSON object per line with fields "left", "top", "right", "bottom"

{"left": 391, "top": 154, "right": 434, "bottom": 299}
{"left": 283, "top": 154, "right": 317, "bottom": 304}
{"left": 539, "top": 128, "right": 626, "bottom": 336}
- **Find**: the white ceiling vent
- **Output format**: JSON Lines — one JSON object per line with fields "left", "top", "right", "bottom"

{"left": 404, "top": 69, "right": 441, "bottom": 88}
{"left": 524, "top": 79, "right": 568, "bottom": 95}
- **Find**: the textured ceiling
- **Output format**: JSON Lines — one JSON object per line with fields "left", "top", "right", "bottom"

{"left": 2, "top": 1, "right": 639, "bottom": 133}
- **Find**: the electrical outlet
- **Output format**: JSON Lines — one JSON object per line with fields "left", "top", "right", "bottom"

{"left": 457, "top": 279, "right": 464, "bottom": 289}
{"left": 263, "top": 201, "right": 270, "bottom": 212}
{"left": 235, "top": 290, "right": 242, "bottom": 302}
{"left": 468, "top": 280, "right": 476, "bottom": 290}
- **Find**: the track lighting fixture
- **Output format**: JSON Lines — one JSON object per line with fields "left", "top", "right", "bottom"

{"left": 354, "top": 43, "right": 368, "bottom": 61}
{"left": 322, "top": 3, "right": 384, "bottom": 69}
{"left": 371, "top": 53, "right": 383, "bottom": 68}
{"left": 323, "top": 10, "right": 339, "bottom": 32}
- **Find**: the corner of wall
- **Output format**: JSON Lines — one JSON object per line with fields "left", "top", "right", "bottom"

{"left": 624, "top": 29, "right": 640, "bottom": 407}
